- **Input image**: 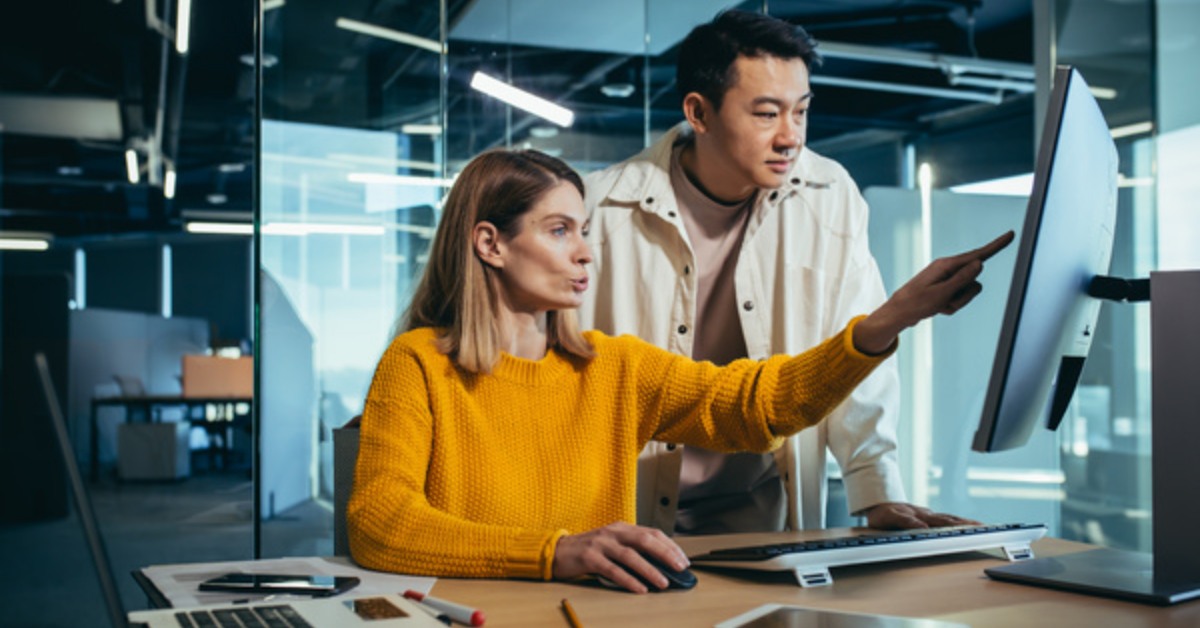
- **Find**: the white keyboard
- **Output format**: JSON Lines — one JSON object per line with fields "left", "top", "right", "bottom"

{"left": 689, "top": 523, "right": 1047, "bottom": 587}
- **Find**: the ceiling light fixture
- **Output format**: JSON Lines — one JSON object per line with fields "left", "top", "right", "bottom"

{"left": 164, "top": 167, "right": 177, "bottom": 199}
{"left": 400, "top": 123, "right": 443, "bottom": 135}
{"left": 1110, "top": 121, "right": 1153, "bottom": 139}
{"left": 263, "top": 0, "right": 286, "bottom": 11}
{"left": 347, "top": 173, "right": 456, "bottom": 187}
{"left": 125, "top": 149, "right": 140, "bottom": 184}
{"left": 600, "top": 82, "right": 636, "bottom": 98}
{"left": 469, "top": 71, "right": 575, "bottom": 128}
{"left": 263, "top": 222, "right": 386, "bottom": 236}
{"left": 0, "top": 231, "right": 53, "bottom": 251}
{"left": 185, "top": 222, "right": 253, "bottom": 235}
{"left": 0, "top": 238, "right": 51, "bottom": 251}
{"left": 1090, "top": 86, "right": 1118, "bottom": 100}
{"left": 175, "top": 0, "right": 192, "bottom": 54}
{"left": 335, "top": 17, "right": 443, "bottom": 54}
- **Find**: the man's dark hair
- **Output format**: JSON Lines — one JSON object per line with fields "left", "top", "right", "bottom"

{"left": 676, "top": 9, "right": 821, "bottom": 110}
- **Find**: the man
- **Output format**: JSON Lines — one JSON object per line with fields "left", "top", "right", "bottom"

{"left": 580, "top": 9, "right": 970, "bottom": 533}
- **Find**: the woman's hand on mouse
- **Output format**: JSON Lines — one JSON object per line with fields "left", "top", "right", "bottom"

{"left": 552, "top": 522, "right": 690, "bottom": 593}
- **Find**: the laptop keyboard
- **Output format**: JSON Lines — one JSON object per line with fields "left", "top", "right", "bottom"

{"left": 173, "top": 605, "right": 313, "bottom": 628}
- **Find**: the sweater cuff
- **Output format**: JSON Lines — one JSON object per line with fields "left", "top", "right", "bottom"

{"left": 508, "top": 529, "right": 566, "bottom": 581}
{"left": 843, "top": 314, "right": 899, "bottom": 360}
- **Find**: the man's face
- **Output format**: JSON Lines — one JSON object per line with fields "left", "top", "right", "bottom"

{"left": 694, "top": 55, "right": 812, "bottom": 201}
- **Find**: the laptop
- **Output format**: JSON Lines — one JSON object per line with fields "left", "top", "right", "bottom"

{"left": 34, "top": 353, "right": 442, "bottom": 628}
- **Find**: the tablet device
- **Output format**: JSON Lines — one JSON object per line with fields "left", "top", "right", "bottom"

{"left": 716, "top": 604, "right": 969, "bottom": 628}
{"left": 198, "top": 573, "right": 361, "bottom": 597}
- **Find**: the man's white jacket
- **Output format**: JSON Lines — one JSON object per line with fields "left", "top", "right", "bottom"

{"left": 579, "top": 123, "right": 905, "bottom": 531}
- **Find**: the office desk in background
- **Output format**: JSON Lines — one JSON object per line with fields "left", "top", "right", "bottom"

{"left": 135, "top": 532, "right": 1200, "bottom": 627}
{"left": 91, "top": 395, "right": 251, "bottom": 479}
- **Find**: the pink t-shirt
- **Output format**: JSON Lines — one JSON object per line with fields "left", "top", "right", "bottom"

{"left": 670, "top": 143, "right": 786, "bottom": 534}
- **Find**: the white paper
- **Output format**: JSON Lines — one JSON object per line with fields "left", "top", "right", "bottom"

{"left": 142, "top": 555, "right": 436, "bottom": 609}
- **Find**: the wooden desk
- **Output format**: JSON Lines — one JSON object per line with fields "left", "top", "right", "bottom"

{"left": 134, "top": 531, "right": 1200, "bottom": 627}
{"left": 91, "top": 395, "right": 251, "bottom": 478}
{"left": 428, "top": 533, "right": 1200, "bottom": 627}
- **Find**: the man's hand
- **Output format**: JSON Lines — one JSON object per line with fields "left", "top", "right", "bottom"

{"left": 862, "top": 502, "right": 981, "bottom": 530}
{"left": 552, "top": 522, "right": 690, "bottom": 593}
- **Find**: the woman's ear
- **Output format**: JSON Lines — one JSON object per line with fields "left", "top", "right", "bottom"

{"left": 682, "top": 92, "right": 710, "bottom": 134}
{"left": 473, "top": 221, "right": 505, "bottom": 269}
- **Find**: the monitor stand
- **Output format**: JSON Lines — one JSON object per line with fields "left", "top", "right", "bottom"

{"left": 986, "top": 270, "right": 1200, "bottom": 606}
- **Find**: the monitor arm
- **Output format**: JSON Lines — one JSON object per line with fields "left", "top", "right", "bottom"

{"left": 1087, "top": 275, "right": 1150, "bottom": 302}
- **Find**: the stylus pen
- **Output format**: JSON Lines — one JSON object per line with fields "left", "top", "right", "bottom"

{"left": 404, "top": 590, "right": 485, "bottom": 626}
{"left": 408, "top": 598, "right": 452, "bottom": 625}
{"left": 561, "top": 598, "right": 585, "bottom": 628}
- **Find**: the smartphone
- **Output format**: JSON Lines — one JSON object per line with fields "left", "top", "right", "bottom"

{"left": 198, "top": 573, "right": 361, "bottom": 597}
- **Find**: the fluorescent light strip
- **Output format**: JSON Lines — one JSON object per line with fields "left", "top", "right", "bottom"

{"left": 1118, "top": 175, "right": 1154, "bottom": 188}
{"left": 335, "top": 17, "right": 443, "bottom": 54}
{"left": 400, "top": 124, "right": 443, "bottom": 135}
{"left": 0, "top": 238, "right": 50, "bottom": 251}
{"left": 263, "top": 0, "right": 285, "bottom": 11}
{"left": 327, "top": 153, "right": 439, "bottom": 172}
{"left": 469, "top": 71, "right": 575, "bottom": 127}
{"left": 175, "top": 0, "right": 192, "bottom": 54}
{"left": 263, "top": 222, "right": 386, "bottom": 236}
{"left": 161, "top": 244, "right": 173, "bottom": 318}
{"left": 1090, "top": 86, "right": 1118, "bottom": 100}
{"left": 347, "top": 172, "right": 455, "bottom": 187}
{"left": 75, "top": 248, "right": 87, "bottom": 308}
{"left": 186, "top": 221, "right": 387, "bottom": 236}
{"left": 186, "top": 222, "right": 253, "bottom": 235}
{"left": 125, "top": 149, "right": 140, "bottom": 184}
{"left": 1111, "top": 121, "right": 1154, "bottom": 139}
{"left": 164, "top": 168, "right": 176, "bottom": 199}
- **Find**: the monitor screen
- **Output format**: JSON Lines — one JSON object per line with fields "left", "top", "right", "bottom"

{"left": 972, "top": 66, "right": 1119, "bottom": 453}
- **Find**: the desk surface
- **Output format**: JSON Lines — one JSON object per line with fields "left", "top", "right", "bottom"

{"left": 135, "top": 531, "right": 1200, "bottom": 627}
{"left": 426, "top": 533, "right": 1200, "bottom": 628}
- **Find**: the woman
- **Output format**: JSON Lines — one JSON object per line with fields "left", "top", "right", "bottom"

{"left": 347, "top": 149, "right": 1012, "bottom": 593}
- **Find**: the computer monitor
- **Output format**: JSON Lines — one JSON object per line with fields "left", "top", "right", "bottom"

{"left": 971, "top": 65, "right": 1118, "bottom": 453}
{"left": 975, "top": 67, "right": 1200, "bottom": 606}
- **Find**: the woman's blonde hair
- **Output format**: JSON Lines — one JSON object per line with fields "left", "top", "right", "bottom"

{"left": 404, "top": 149, "right": 595, "bottom": 373}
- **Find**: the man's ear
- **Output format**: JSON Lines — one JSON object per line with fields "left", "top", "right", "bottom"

{"left": 682, "top": 92, "right": 710, "bottom": 134}
{"left": 473, "top": 221, "right": 505, "bottom": 269}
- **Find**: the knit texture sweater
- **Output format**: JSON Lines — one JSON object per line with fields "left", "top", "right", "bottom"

{"left": 347, "top": 318, "right": 889, "bottom": 580}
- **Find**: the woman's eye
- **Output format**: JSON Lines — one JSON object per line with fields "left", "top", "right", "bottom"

{"left": 551, "top": 226, "right": 567, "bottom": 236}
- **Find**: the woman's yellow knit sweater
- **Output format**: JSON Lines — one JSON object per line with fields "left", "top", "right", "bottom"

{"left": 347, "top": 318, "right": 888, "bottom": 581}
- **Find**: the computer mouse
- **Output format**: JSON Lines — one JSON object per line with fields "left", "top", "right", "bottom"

{"left": 596, "top": 553, "right": 697, "bottom": 592}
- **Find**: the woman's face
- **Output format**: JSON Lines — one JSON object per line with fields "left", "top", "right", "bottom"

{"left": 488, "top": 181, "right": 593, "bottom": 315}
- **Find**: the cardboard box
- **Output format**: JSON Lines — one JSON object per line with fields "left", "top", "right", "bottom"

{"left": 182, "top": 355, "right": 253, "bottom": 398}
{"left": 118, "top": 422, "right": 190, "bottom": 480}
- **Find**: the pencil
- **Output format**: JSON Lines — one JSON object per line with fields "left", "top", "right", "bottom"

{"left": 561, "top": 598, "right": 584, "bottom": 628}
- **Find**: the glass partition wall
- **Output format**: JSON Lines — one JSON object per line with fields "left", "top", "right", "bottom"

{"left": 255, "top": 0, "right": 1195, "bottom": 558}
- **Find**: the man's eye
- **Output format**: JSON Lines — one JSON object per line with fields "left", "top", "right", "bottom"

{"left": 754, "top": 112, "right": 778, "bottom": 119}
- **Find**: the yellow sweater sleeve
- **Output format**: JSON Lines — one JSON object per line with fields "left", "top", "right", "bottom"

{"left": 347, "top": 337, "right": 566, "bottom": 581}
{"left": 628, "top": 315, "right": 891, "bottom": 452}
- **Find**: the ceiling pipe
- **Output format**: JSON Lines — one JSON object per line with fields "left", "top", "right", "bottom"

{"left": 811, "top": 75, "right": 1003, "bottom": 104}
{"left": 818, "top": 41, "right": 1034, "bottom": 81}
